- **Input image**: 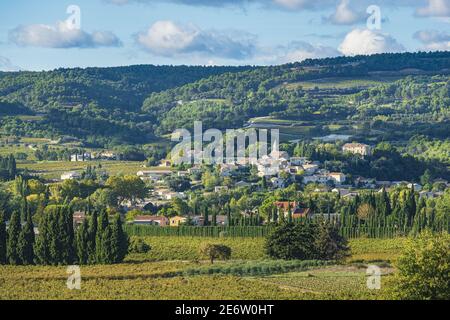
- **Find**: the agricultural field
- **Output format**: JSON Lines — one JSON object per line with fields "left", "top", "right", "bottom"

{"left": 282, "top": 76, "right": 399, "bottom": 91}
{"left": 15, "top": 161, "right": 153, "bottom": 179}
{"left": 0, "top": 237, "right": 401, "bottom": 300}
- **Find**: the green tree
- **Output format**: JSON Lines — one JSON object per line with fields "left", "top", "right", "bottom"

{"left": 389, "top": 231, "right": 450, "bottom": 300}
{"left": 110, "top": 214, "right": 129, "bottom": 263}
{"left": 0, "top": 211, "right": 6, "bottom": 264}
{"left": 6, "top": 211, "right": 22, "bottom": 265}
{"left": 17, "top": 210, "right": 35, "bottom": 265}
{"left": 265, "top": 222, "right": 317, "bottom": 260}
{"left": 199, "top": 243, "right": 231, "bottom": 264}
{"left": 76, "top": 219, "right": 89, "bottom": 265}
{"left": 87, "top": 210, "right": 98, "bottom": 264}
{"left": 314, "top": 220, "right": 350, "bottom": 261}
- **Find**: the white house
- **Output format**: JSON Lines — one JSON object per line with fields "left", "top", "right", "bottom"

{"left": 328, "top": 172, "right": 346, "bottom": 185}
{"left": 342, "top": 143, "right": 372, "bottom": 156}
{"left": 215, "top": 186, "right": 229, "bottom": 192}
{"left": 137, "top": 170, "right": 172, "bottom": 182}
{"left": 61, "top": 172, "right": 82, "bottom": 181}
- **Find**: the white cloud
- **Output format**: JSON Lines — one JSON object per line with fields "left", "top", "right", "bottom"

{"left": 414, "top": 30, "right": 450, "bottom": 51}
{"left": 9, "top": 22, "right": 122, "bottom": 48}
{"left": 416, "top": 0, "right": 450, "bottom": 17}
{"left": 135, "top": 20, "right": 256, "bottom": 60}
{"left": 325, "top": 0, "right": 366, "bottom": 25}
{"left": 0, "top": 56, "right": 21, "bottom": 72}
{"left": 338, "top": 28, "right": 405, "bottom": 56}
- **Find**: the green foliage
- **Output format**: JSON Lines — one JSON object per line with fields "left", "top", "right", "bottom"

{"left": 76, "top": 219, "right": 89, "bottom": 265}
{"left": 34, "top": 205, "right": 75, "bottom": 265}
{"left": 199, "top": 243, "right": 232, "bottom": 264}
{"left": 129, "top": 236, "right": 151, "bottom": 254}
{"left": 389, "top": 231, "right": 450, "bottom": 300}
{"left": 0, "top": 155, "right": 16, "bottom": 181}
{"left": 265, "top": 222, "right": 317, "bottom": 260}
{"left": 0, "top": 210, "right": 6, "bottom": 264}
{"left": 17, "top": 207, "right": 35, "bottom": 265}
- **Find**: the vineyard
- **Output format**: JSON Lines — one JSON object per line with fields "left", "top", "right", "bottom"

{"left": 0, "top": 236, "right": 408, "bottom": 300}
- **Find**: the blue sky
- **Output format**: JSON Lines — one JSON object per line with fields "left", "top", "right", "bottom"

{"left": 0, "top": 0, "right": 449, "bottom": 71}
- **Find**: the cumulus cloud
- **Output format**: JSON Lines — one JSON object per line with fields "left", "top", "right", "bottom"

{"left": 135, "top": 20, "right": 256, "bottom": 59}
{"left": 416, "top": 0, "right": 450, "bottom": 17}
{"left": 414, "top": 30, "right": 450, "bottom": 51}
{"left": 9, "top": 22, "right": 122, "bottom": 48}
{"left": 324, "top": 0, "right": 366, "bottom": 25}
{"left": 338, "top": 28, "right": 405, "bottom": 56}
{"left": 0, "top": 56, "right": 21, "bottom": 72}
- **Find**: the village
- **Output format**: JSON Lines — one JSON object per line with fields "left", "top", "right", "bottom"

{"left": 60, "top": 141, "right": 450, "bottom": 228}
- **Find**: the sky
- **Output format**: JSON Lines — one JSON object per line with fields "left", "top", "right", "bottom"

{"left": 0, "top": 0, "right": 449, "bottom": 71}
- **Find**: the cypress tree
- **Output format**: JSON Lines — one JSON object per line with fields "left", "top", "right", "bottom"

{"left": 0, "top": 211, "right": 6, "bottom": 264}
{"left": 212, "top": 210, "right": 217, "bottom": 226}
{"left": 87, "top": 210, "right": 98, "bottom": 264}
{"left": 18, "top": 209, "right": 35, "bottom": 265}
{"left": 34, "top": 210, "right": 51, "bottom": 265}
{"left": 203, "top": 207, "right": 209, "bottom": 226}
{"left": 76, "top": 219, "right": 89, "bottom": 265}
{"left": 63, "top": 206, "right": 75, "bottom": 264}
{"left": 95, "top": 210, "right": 109, "bottom": 263}
{"left": 110, "top": 214, "right": 128, "bottom": 263}
{"left": 100, "top": 226, "right": 114, "bottom": 264}
{"left": 226, "top": 205, "right": 232, "bottom": 227}
{"left": 6, "top": 211, "right": 21, "bottom": 265}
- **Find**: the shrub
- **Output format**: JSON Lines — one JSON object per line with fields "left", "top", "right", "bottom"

{"left": 129, "top": 237, "right": 151, "bottom": 254}
{"left": 199, "top": 243, "right": 232, "bottom": 264}
{"left": 389, "top": 231, "right": 450, "bottom": 300}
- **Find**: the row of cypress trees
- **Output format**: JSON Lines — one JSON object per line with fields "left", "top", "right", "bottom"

{"left": 0, "top": 205, "right": 129, "bottom": 266}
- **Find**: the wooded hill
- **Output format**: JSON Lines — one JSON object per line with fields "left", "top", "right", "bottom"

{"left": 0, "top": 51, "right": 449, "bottom": 146}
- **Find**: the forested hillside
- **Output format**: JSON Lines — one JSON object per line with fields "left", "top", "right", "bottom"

{"left": 0, "top": 52, "right": 449, "bottom": 147}
{"left": 143, "top": 52, "right": 450, "bottom": 133}
{"left": 0, "top": 65, "right": 253, "bottom": 145}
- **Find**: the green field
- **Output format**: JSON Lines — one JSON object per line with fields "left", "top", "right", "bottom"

{"left": 282, "top": 77, "right": 399, "bottom": 90}
{"left": 15, "top": 161, "right": 159, "bottom": 179}
{"left": 0, "top": 237, "right": 402, "bottom": 300}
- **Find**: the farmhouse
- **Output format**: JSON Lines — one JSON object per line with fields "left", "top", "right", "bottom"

{"left": 61, "top": 171, "right": 81, "bottom": 181}
{"left": 328, "top": 172, "right": 346, "bottom": 185}
{"left": 170, "top": 216, "right": 187, "bottom": 226}
{"left": 137, "top": 170, "right": 172, "bottom": 182}
{"left": 342, "top": 143, "right": 372, "bottom": 156}
{"left": 133, "top": 215, "right": 169, "bottom": 226}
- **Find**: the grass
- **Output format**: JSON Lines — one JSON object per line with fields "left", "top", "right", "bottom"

{"left": 0, "top": 237, "right": 404, "bottom": 300}
{"left": 127, "top": 236, "right": 266, "bottom": 262}
{"left": 16, "top": 161, "right": 155, "bottom": 179}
